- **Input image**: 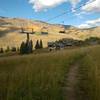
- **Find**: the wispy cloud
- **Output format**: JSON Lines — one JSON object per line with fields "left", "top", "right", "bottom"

{"left": 82, "top": 0, "right": 100, "bottom": 13}
{"left": 73, "top": 0, "right": 100, "bottom": 19}
{"left": 69, "top": 0, "right": 80, "bottom": 12}
{"left": 78, "top": 18, "right": 100, "bottom": 28}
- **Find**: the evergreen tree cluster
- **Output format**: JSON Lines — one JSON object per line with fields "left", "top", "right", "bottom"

{"left": 20, "top": 40, "right": 33, "bottom": 54}
{"left": 35, "top": 40, "right": 43, "bottom": 49}
{"left": 0, "top": 46, "right": 19, "bottom": 54}
{"left": 0, "top": 48, "right": 4, "bottom": 53}
{"left": 0, "top": 39, "right": 43, "bottom": 54}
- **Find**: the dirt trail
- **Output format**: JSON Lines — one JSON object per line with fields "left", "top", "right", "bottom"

{"left": 63, "top": 63, "right": 79, "bottom": 100}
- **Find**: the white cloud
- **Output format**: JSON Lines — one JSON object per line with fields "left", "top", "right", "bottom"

{"left": 78, "top": 18, "right": 100, "bottom": 28}
{"left": 28, "top": 0, "right": 80, "bottom": 12}
{"left": 82, "top": 0, "right": 100, "bottom": 13}
{"left": 78, "top": 24, "right": 91, "bottom": 28}
{"left": 69, "top": 0, "right": 80, "bottom": 8}
{"left": 29, "top": 0, "right": 67, "bottom": 12}
{"left": 71, "top": 0, "right": 80, "bottom": 13}
{"left": 86, "top": 18, "right": 100, "bottom": 25}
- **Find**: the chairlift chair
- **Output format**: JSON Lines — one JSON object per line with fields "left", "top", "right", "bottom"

{"left": 41, "top": 27, "right": 48, "bottom": 35}
{"left": 59, "top": 30, "right": 66, "bottom": 33}
{"left": 20, "top": 27, "right": 35, "bottom": 34}
{"left": 59, "top": 21, "right": 66, "bottom": 34}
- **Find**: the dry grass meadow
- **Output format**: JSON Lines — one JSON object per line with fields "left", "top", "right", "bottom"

{"left": 0, "top": 45, "right": 100, "bottom": 100}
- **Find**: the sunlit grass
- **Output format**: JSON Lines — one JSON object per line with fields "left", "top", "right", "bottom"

{"left": 77, "top": 45, "right": 100, "bottom": 100}
{"left": 0, "top": 48, "right": 84, "bottom": 100}
{"left": 0, "top": 45, "right": 100, "bottom": 100}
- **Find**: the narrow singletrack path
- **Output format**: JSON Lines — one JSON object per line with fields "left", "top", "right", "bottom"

{"left": 63, "top": 63, "right": 79, "bottom": 100}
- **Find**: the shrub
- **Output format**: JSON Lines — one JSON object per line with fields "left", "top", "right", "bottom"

{"left": 5, "top": 46, "right": 10, "bottom": 52}
{"left": 11, "top": 47, "right": 16, "bottom": 52}
{"left": 0, "top": 48, "right": 4, "bottom": 53}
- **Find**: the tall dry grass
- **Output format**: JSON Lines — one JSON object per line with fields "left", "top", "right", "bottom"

{"left": 0, "top": 46, "right": 100, "bottom": 100}
{"left": 0, "top": 48, "right": 84, "bottom": 100}
{"left": 77, "top": 45, "right": 100, "bottom": 100}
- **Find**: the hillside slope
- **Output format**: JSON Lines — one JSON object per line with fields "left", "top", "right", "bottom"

{"left": 0, "top": 17, "right": 100, "bottom": 48}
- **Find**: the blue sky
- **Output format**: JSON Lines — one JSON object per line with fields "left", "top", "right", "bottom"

{"left": 0, "top": 0, "right": 100, "bottom": 28}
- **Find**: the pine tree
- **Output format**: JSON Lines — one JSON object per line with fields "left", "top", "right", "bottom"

{"left": 40, "top": 39, "right": 43, "bottom": 49}
{"left": 29, "top": 40, "right": 33, "bottom": 53}
{"left": 0, "top": 48, "right": 4, "bottom": 53}
{"left": 25, "top": 40, "right": 29, "bottom": 54}
{"left": 35, "top": 40, "right": 40, "bottom": 49}
{"left": 20, "top": 41, "right": 25, "bottom": 54}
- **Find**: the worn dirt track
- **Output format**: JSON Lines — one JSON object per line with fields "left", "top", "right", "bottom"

{"left": 63, "top": 63, "right": 79, "bottom": 100}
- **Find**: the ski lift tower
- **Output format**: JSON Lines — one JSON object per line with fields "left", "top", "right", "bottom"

{"left": 59, "top": 21, "right": 66, "bottom": 34}
{"left": 20, "top": 27, "right": 35, "bottom": 42}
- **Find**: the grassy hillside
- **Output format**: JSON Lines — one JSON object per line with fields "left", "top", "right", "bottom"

{"left": 0, "top": 45, "right": 100, "bottom": 100}
{"left": 0, "top": 17, "right": 100, "bottom": 49}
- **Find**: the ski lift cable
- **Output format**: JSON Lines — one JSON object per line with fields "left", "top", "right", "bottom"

{"left": 44, "top": 3, "right": 87, "bottom": 32}
{"left": 46, "top": 3, "right": 86, "bottom": 22}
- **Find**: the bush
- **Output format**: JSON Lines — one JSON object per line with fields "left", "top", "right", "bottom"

{"left": 11, "top": 47, "right": 17, "bottom": 52}
{"left": 0, "top": 48, "right": 4, "bottom": 53}
{"left": 5, "top": 46, "right": 10, "bottom": 52}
